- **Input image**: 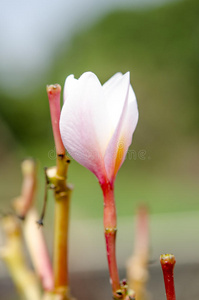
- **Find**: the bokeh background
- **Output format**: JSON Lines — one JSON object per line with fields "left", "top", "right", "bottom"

{"left": 0, "top": 0, "right": 199, "bottom": 295}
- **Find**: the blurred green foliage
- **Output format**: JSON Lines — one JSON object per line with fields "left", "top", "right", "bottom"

{"left": 0, "top": 0, "right": 198, "bottom": 219}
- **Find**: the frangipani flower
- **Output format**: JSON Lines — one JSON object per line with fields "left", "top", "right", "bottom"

{"left": 59, "top": 71, "right": 138, "bottom": 299}
{"left": 60, "top": 71, "right": 138, "bottom": 185}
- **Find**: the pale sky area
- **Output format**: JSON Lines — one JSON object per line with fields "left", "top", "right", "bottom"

{"left": 0, "top": 0, "right": 179, "bottom": 95}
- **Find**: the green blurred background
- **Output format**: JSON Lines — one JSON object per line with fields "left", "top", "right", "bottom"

{"left": 0, "top": 0, "right": 198, "bottom": 222}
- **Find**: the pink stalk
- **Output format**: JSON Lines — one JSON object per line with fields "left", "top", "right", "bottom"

{"left": 13, "top": 159, "right": 36, "bottom": 219}
{"left": 127, "top": 206, "right": 149, "bottom": 300}
{"left": 101, "top": 181, "right": 120, "bottom": 295}
{"left": 24, "top": 209, "right": 54, "bottom": 291}
{"left": 46, "top": 84, "right": 65, "bottom": 156}
{"left": 134, "top": 205, "right": 149, "bottom": 257}
{"left": 160, "top": 254, "right": 176, "bottom": 300}
{"left": 47, "top": 83, "right": 72, "bottom": 299}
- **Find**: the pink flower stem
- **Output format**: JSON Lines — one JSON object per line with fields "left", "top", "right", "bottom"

{"left": 12, "top": 159, "right": 37, "bottom": 219}
{"left": 134, "top": 205, "right": 149, "bottom": 256}
{"left": 160, "top": 254, "right": 176, "bottom": 300}
{"left": 24, "top": 209, "right": 54, "bottom": 291}
{"left": 101, "top": 181, "right": 120, "bottom": 296}
{"left": 47, "top": 84, "right": 73, "bottom": 299}
{"left": 46, "top": 84, "right": 65, "bottom": 156}
{"left": 127, "top": 205, "right": 149, "bottom": 300}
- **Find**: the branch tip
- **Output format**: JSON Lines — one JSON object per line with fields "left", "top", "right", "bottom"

{"left": 46, "top": 84, "right": 61, "bottom": 95}
{"left": 160, "top": 254, "right": 176, "bottom": 266}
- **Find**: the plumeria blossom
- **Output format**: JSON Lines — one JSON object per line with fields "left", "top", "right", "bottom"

{"left": 59, "top": 71, "right": 138, "bottom": 299}
{"left": 60, "top": 71, "right": 138, "bottom": 185}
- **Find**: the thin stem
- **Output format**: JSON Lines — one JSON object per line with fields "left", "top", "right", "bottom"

{"left": 37, "top": 168, "right": 49, "bottom": 226}
{"left": 160, "top": 254, "right": 176, "bottom": 300}
{"left": 0, "top": 215, "right": 41, "bottom": 300}
{"left": 101, "top": 182, "right": 120, "bottom": 296}
{"left": 47, "top": 84, "right": 65, "bottom": 156}
{"left": 46, "top": 158, "right": 72, "bottom": 300}
{"left": 47, "top": 83, "right": 73, "bottom": 299}
{"left": 134, "top": 206, "right": 149, "bottom": 257}
{"left": 101, "top": 182, "right": 135, "bottom": 300}
{"left": 54, "top": 189, "right": 71, "bottom": 290}
{"left": 24, "top": 209, "right": 54, "bottom": 292}
{"left": 12, "top": 159, "right": 37, "bottom": 219}
{"left": 127, "top": 206, "right": 149, "bottom": 300}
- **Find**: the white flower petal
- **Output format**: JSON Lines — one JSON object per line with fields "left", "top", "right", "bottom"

{"left": 60, "top": 72, "right": 109, "bottom": 182}
{"left": 60, "top": 71, "right": 138, "bottom": 184}
{"left": 104, "top": 78, "right": 138, "bottom": 182}
{"left": 115, "top": 85, "right": 139, "bottom": 170}
{"left": 63, "top": 74, "right": 77, "bottom": 102}
{"left": 102, "top": 72, "right": 123, "bottom": 91}
{"left": 103, "top": 72, "right": 131, "bottom": 136}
